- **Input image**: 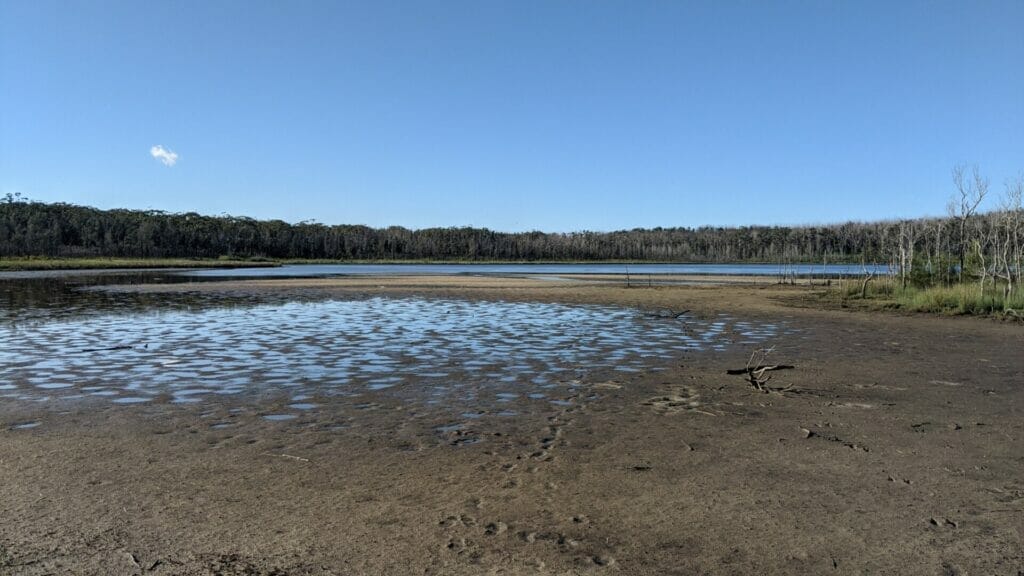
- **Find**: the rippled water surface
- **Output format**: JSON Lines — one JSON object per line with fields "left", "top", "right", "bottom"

{"left": 0, "top": 295, "right": 791, "bottom": 418}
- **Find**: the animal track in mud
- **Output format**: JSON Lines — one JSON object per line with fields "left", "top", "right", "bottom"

{"left": 643, "top": 384, "right": 709, "bottom": 414}
{"left": 910, "top": 421, "right": 963, "bottom": 433}
{"left": 439, "top": 514, "right": 478, "bottom": 529}
{"left": 987, "top": 483, "right": 1024, "bottom": 505}
{"left": 516, "top": 382, "right": 584, "bottom": 464}
{"left": 526, "top": 417, "right": 568, "bottom": 462}
{"left": 800, "top": 426, "right": 869, "bottom": 452}
{"left": 442, "top": 515, "right": 617, "bottom": 570}
{"left": 929, "top": 517, "right": 960, "bottom": 529}
{"left": 436, "top": 381, "right": 614, "bottom": 568}
{"left": 517, "top": 528, "right": 617, "bottom": 569}
{"left": 887, "top": 473, "right": 914, "bottom": 486}
{"left": 434, "top": 423, "right": 482, "bottom": 447}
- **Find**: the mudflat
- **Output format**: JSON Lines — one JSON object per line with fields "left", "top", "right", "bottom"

{"left": 1, "top": 277, "right": 1022, "bottom": 575}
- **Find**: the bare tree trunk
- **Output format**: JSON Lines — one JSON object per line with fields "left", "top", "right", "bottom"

{"left": 976, "top": 239, "right": 987, "bottom": 298}
{"left": 860, "top": 259, "right": 875, "bottom": 299}
{"left": 951, "top": 164, "right": 990, "bottom": 284}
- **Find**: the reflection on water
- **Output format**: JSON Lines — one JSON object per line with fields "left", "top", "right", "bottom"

{"left": 0, "top": 272, "right": 246, "bottom": 325}
{"left": 0, "top": 296, "right": 791, "bottom": 419}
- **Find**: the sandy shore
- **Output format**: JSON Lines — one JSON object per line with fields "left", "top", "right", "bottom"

{"left": 2, "top": 278, "right": 1022, "bottom": 575}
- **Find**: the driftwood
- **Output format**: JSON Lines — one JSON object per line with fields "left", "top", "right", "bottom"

{"left": 725, "top": 365, "right": 794, "bottom": 375}
{"left": 729, "top": 346, "right": 795, "bottom": 392}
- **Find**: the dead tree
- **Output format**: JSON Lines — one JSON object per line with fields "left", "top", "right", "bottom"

{"left": 897, "top": 220, "right": 917, "bottom": 289}
{"left": 859, "top": 258, "right": 876, "bottom": 299}
{"left": 1001, "top": 175, "right": 1024, "bottom": 296}
{"left": 950, "top": 164, "right": 989, "bottom": 283}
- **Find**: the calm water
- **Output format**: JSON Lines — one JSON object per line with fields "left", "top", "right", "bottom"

{"left": 182, "top": 262, "right": 888, "bottom": 278}
{"left": 0, "top": 271, "right": 267, "bottom": 325}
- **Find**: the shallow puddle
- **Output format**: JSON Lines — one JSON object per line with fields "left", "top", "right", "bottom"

{"left": 0, "top": 296, "right": 788, "bottom": 418}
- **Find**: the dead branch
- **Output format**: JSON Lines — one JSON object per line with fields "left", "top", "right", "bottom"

{"left": 728, "top": 346, "right": 795, "bottom": 392}
{"left": 725, "top": 365, "right": 795, "bottom": 375}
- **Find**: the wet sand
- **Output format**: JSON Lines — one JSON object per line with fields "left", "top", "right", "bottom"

{"left": 1, "top": 278, "right": 1022, "bottom": 575}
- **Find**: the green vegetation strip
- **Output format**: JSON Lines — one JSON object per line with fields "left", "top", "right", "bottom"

{"left": 829, "top": 280, "right": 1024, "bottom": 318}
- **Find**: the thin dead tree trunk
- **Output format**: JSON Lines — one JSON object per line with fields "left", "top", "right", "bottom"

{"left": 860, "top": 258, "right": 875, "bottom": 299}
{"left": 951, "top": 164, "right": 989, "bottom": 284}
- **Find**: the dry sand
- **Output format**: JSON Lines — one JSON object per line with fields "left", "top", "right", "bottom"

{"left": 1, "top": 277, "right": 1022, "bottom": 575}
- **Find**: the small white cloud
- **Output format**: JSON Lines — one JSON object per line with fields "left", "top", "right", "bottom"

{"left": 150, "top": 145, "right": 179, "bottom": 167}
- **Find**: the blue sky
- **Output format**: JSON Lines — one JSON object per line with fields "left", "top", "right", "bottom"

{"left": 2, "top": 1, "right": 1021, "bottom": 232}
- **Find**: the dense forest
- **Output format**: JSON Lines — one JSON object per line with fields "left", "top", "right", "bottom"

{"left": 2, "top": 166, "right": 1022, "bottom": 291}
{"left": 1, "top": 195, "right": 901, "bottom": 262}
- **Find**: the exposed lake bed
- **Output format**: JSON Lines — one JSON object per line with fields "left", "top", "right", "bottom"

{"left": 1, "top": 272, "right": 1022, "bottom": 575}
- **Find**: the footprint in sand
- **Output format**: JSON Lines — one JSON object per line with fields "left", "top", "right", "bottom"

{"left": 515, "top": 528, "right": 617, "bottom": 569}
{"left": 643, "top": 385, "right": 707, "bottom": 414}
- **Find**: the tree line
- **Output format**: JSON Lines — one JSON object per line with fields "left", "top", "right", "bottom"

{"left": 0, "top": 198, "right": 902, "bottom": 262}
{"left": 1, "top": 166, "right": 1021, "bottom": 293}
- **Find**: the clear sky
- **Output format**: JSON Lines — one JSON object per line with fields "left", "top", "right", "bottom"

{"left": 1, "top": 1, "right": 1021, "bottom": 232}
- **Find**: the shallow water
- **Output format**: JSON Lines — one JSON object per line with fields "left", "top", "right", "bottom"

{"left": 0, "top": 296, "right": 788, "bottom": 419}
{"left": 181, "top": 262, "right": 887, "bottom": 278}
{"left": 0, "top": 271, "right": 264, "bottom": 325}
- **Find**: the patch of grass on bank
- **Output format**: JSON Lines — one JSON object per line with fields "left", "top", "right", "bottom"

{"left": 829, "top": 278, "right": 1024, "bottom": 318}
{"left": 0, "top": 257, "right": 280, "bottom": 271}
